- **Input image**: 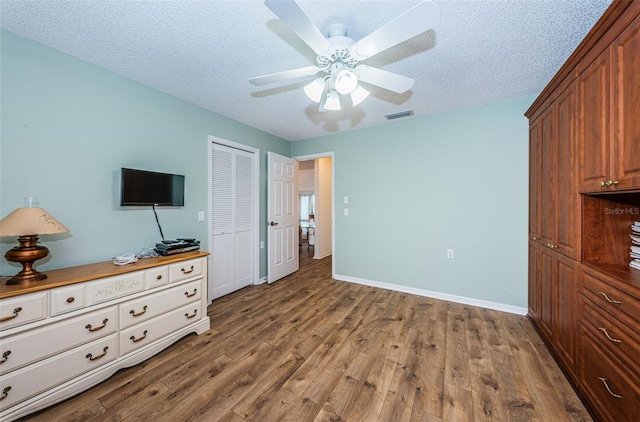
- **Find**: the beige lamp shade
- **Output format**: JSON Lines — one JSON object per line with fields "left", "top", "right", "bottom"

{"left": 0, "top": 207, "right": 70, "bottom": 237}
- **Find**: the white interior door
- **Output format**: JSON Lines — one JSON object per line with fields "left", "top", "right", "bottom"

{"left": 210, "top": 143, "right": 255, "bottom": 300}
{"left": 268, "top": 152, "right": 298, "bottom": 283}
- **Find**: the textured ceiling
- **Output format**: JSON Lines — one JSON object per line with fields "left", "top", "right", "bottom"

{"left": 0, "top": 0, "right": 612, "bottom": 141}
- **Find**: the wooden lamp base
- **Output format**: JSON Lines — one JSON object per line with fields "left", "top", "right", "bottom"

{"left": 4, "top": 235, "right": 49, "bottom": 285}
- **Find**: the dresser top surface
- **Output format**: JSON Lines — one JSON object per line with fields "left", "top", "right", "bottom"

{"left": 0, "top": 251, "right": 209, "bottom": 299}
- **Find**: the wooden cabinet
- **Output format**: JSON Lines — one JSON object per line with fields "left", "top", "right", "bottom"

{"left": 579, "top": 12, "right": 640, "bottom": 192}
{"left": 0, "top": 252, "right": 210, "bottom": 422}
{"left": 527, "top": 2, "right": 640, "bottom": 420}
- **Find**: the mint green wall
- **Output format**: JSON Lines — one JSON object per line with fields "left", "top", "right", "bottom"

{"left": 0, "top": 30, "right": 290, "bottom": 277}
{"left": 291, "top": 95, "right": 534, "bottom": 308}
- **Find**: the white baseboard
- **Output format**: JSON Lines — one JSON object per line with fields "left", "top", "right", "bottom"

{"left": 333, "top": 273, "right": 528, "bottom": 316}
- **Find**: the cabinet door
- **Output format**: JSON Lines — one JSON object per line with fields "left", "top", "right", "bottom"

{"left": 578, "top": 51, "right": 611, "bottom": 192}
{"left": 538, "top": 246, "right": 556, "bottom": 343}
{"left": 528, "top": 241, "right": 540, "bottom": 321}
{"left": 529, "top": 120, "right": 541, "bottom": 241}
{"left": 538, "top": 106, "right": 556, "bottom": 248}
{"left": 554, "top": 254, "right": 577, "bottom": 380}
{"left": 612, "top": 15, "right": 640, "bottom": 189}
{"left": 555, "top": 84, "right": 580, "bottom": 260}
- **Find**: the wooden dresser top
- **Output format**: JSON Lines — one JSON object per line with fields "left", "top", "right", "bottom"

{"left": 0, "top": 251, "right": 210, "bottom": 300}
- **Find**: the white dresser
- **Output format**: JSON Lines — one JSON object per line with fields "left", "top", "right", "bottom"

{"left": 0, "top": 252, "right": 210, "bottom": 421}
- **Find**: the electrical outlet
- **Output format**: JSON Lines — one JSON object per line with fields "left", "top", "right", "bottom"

{"left": 260, "top": 241, "right": 264, "bottom": 249}
{"left": 447, "top": 249, "right": 454, "bottom": 259}
{"left": 198, "top": 211, "right": 205, "bottom": 222}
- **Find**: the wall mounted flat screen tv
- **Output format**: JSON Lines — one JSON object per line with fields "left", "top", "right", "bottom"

{"left": 120, "top": 168, "right": 185, "bottom": 206}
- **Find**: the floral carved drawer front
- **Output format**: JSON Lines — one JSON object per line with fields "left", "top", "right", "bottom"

{"left": 88, "top": 273, "right": 145, "bottom": 304}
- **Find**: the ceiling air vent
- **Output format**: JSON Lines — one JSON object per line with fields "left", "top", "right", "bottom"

{"left": 384, "top": 110, "right": 414, "bottom": 121}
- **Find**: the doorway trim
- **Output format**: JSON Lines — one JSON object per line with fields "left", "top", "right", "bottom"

{"left": 208, "top": 135, "right": 260, "bottom": 302}
{"left": 292, "top": 151, "right": 335, "bottom": 279}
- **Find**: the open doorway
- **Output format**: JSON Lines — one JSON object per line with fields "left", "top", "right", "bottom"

{"left": 294, "top": 153, "right": 334, "bottom": 274}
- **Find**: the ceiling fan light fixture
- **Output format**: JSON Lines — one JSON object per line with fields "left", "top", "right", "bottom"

{"left": 350, "top": 85, "right": 370, "bottom": 106}
{"left": 323, "top": 90, "right": 341, "bottom": 111}
{"left": 304, "top": 77, "right": 326, "bottom": 102}
{"left": 335, "top": 69, "right": 358, "bottom": 95}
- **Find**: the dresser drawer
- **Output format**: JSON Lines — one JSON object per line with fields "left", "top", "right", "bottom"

{"left": 119, "top": 301, "right": 202, "bottom": 355}
{"left": 581, "top": 269, "right": 640, "bottom": 326}
{"left": 119, "top": 280, "right": 201, "bottom": 329}
{"left": 0, "top": 292, "right": 47, "bottom": 331}
{"left": 86, "top": 271, "right": 145, "bottom": 305}
{"left": 579, "top": 327, "right": 640, "bottom": 422}
{"left": 0, "top": 306, "right": 117, "bottom": 375}
{"left": 582, "top": 299, "right": 640, "bottom": 377}
{"left": 146, "top": 266, "right": 169, "bottom": 289}
{"left": 51, "top": 284, "right": 86, "bottom": 316}
{"left": 0, "top": 334, "right": 117, "bottom": 411}
{"left": 169, "top": 259, "right": 202, "bottom": 283}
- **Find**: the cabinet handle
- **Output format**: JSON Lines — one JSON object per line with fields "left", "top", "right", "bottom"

{"left": 598, "top": 377, "right": 622, "bottom": 399}
{"left": 129, "top": 305, "right": 148, "bottom": 317}
{"left": 184, "top": 288, "right": 198, "bottom": 298}
{"left": 598, "top": 327, "right": 622, "bottom": 343}
{"left": 86, "top": 318, "right": 109, "bottom": 332}
{"left": 0, "top": 351, "right": 11, "bottom": 364}
{"left": 156, "top": 275, "right": 163, "bottom": 280}
{"left": 181, "top": 266, "right": 194, "bottom": 274}
{"left": 0, "top": 386, "right": 11, "bottom": 401}
{"left": 598, "top": 292, "right": 622, "bottom": 305}
{"left": 0, "top": 307, "right": 22, "bottom": 322}
{"left": 86, "top": 346, "right": 109, "bottom": 361}
{"left": 531, "top": 236, "right": 539, "bottom": 241}
{"left": 130, "top": 330, "right": 148, "bottom": 343}
{"left": 600, "top": 180, "right": 607, "bottom": 187}
{"left": 66, "top": 297, "right": 75, "bottom": 303}
{"left": 185, "top": 310, "right": 198, "bottom": 319}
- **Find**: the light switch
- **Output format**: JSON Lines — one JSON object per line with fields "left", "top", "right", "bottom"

{"left": 344, "top": 208, "right": 349, "bottom": 216}
{"left": 343, "top": 196, "right": 349, "bottom": 204}
{"left": 198, "top": 211, "right": 205, "bottom": 222}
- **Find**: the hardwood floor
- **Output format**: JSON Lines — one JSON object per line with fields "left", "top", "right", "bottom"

{"left": 21, "top": 249, "right": 591, "bottom": 421}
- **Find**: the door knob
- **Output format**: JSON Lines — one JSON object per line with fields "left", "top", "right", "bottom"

{"left": 269, "top": 222, "right": 279, "bottom": 226}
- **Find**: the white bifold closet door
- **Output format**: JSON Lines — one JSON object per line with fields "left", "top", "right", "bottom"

{"left": 210, "top": 143, "right": 254, "bottom": 301}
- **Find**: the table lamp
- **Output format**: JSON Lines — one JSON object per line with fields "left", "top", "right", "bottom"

{"left": 0, "top": 199, "right": 69, "bottom": 285}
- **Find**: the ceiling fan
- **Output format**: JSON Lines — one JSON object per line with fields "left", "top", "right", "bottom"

{"left": 249, "top": 0, "right": 440, "bottom": 111}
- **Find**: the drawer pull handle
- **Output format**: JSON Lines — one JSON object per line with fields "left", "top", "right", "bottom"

{"left": 130, "top": 305, "right": 148, "bottom": 317}
{"left": 185, "top": 310, "right": 198, "bottom": 319}
{"left": 181, "top": 265, "right": 195, "bottom": 274}
{"left": 157, "top": 275, "right": 163, "bottom": 280}
{"left": 185, "top": 288, "right": 198, "bottom": 298}
{"left": 598, "top": 327, "right": 622, "bottom": 343}
{"left": 0, "top": 351, "right": 11, "bottom": 364}
{"left": 130, "top": 330, "right": 148, "bottom": 343}
{"left": 598, "top": 292, "right": 621, "bottom": 304}
{"left": 86, "top": 346, "right": 109, "bottom": 361}
{"left": 0, "top": 386, "right": 11, "bottom": 401}
{"left": 86, "top": 319, "right": 109, "bottom": 332}
{"left": 0, "top": 307, "right": 22, "bottom": 322}
{"left": 598, "top": 377, "right": 622, "bottom": 399}
{"left": 66, "top": 297, "right": 75, "bottom": 303}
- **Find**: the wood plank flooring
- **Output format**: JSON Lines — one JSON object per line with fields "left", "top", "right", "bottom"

{"left": 21, "top": 249, "right": 592, "bottom": 421}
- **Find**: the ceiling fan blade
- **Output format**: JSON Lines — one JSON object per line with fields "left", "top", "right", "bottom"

{"left": 249, "top": 66, "right": 321, "bottom": 86}
{"left": 349, "top": 0, "right": 440, "bottom": 61}
{"left": 265, "top": 0, "right": 333, "bottom": 56}
{"left": 355, "top": 65, "right": 415, "bottom": 93}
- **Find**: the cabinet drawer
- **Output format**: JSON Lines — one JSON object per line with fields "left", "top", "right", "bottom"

{"left": 579, "top": 328, "right": 640, "bottom": 422}
{"left": 119, "top": 280, "right": 201, "bottom": 329}
{"left": 581, "top": 269, "right": 640, "bottom": 325}
{"left": 0, "top": 292, "right": 47, "bottom": 331}
{"left": 146, "top": 266, "right": 169, "bottom": 289}
{"left": 0, "top": 334, "right": 117, "bottom": 411}
{"left": 0, "top": 306, "right": 116, "bottom": 375}
{"left": 119, "top": 301, "right": 202, "bottom": 355}
{"left": 51, "top": 284, "right": 86, "bottom": 316}
{"left": 86, "top": 271, "right": 145, "bottom": 305}
{"left": 582, "top": 299, "right": 640, "bottom": 377}
{"left": 169, "top": 259, "right": 202, "bottom": 283}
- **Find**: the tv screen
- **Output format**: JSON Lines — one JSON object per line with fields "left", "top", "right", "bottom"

{"left": 120, "top": 168, "right": 185, "bottom": 206}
